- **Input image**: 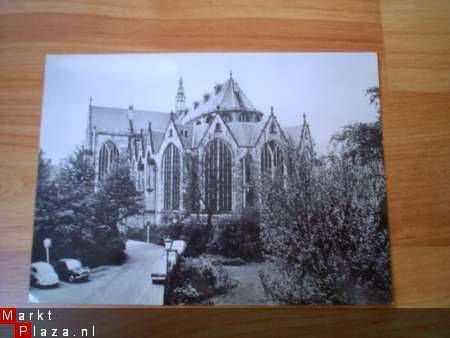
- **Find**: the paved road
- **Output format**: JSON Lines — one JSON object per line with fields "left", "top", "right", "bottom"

{"left": 30, "top": 240, "right": 166, "bottom": 305}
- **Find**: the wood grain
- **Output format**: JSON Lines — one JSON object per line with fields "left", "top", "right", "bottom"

{"left": 0, "top": 0, "right": 448, "bottom": 320}
{"left": 380, "top": 0, "right": 450, "bottom": 307}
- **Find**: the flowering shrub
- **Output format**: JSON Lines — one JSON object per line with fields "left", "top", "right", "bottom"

{"left": 258, "top": 101, "right": 391, "bottom": 304}
{"left": 208, "top": 208, "right": 262, "bottom": 261}
{"left": 167, "top": 256, "right": 237, "bottom": 305}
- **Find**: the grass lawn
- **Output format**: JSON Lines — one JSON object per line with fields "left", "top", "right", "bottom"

{"left": 207, "top": 262, "right": 275, "bottom": 305}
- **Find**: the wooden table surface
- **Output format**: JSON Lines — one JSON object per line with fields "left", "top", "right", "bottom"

{"left": 0, "top": 0, "right": 449, "bottom": 335}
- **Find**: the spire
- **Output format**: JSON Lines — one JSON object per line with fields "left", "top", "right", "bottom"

{"left": 229, "top": 71, "right": 236, "bottom": 108}
{"left": 175, "top": 76, "right": 186, "bottom": 117}
{"left": 127, "top": 105, "right": 135, "bottom": 133}
{"left": 148, "top": 122, "right": 155, "bottom": 154}
{"left": 85, "top": 97, "right": 94, "bottom": 152}
{"left": 299, "top": 113, "right": 314, "bottom": 161}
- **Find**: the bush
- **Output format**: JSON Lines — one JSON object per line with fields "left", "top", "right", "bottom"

{"left": 43, "top": 227, "right": 127, "bottom": 268}
{"left": 167, "top": 256, "right": 237, "bottom": 305}
{"left": 209, "top": 208, "right": 262, "bottom": 261}
{"left": 137, "top": 208, "right": 262, "bottom": 261}
{"left": 180, "top": 220, "right": 210, "bottom": 257}
{"left": 170, "top": 283, "right": 200, "bottom": 304}
{"left": 89, "top": 224, "right": 126, "bottom": 266}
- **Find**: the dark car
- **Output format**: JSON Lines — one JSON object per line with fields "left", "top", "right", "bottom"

{"left": 55, "top": 259, "right": 90, "bottom": 282}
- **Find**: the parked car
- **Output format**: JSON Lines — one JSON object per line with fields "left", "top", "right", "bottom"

{"left": 30, "top": 262, "right": 59, "bottom": 287}
{"left": 55, "top": 258, "right": 90, "bottom": 282}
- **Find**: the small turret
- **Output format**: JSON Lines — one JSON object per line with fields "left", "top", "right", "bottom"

{"left": 175, "top": 77, "right": 186, "bottom": 117}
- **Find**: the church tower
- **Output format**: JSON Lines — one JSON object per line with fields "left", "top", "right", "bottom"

{"left": 175, "top": 77, "right": 186, "bottom": 117}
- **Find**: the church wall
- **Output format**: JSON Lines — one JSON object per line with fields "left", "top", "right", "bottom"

{"left": 153, "top": 121, "right": 186, "bottom": 225}
{"left": 89, "top": 107, "right": 293, "bottom": 228}
{"left": 195, "top": 115, "right": 242, "bottom": 214}
{"left": 93, "top": 132, "right": 129, "bottom": 184}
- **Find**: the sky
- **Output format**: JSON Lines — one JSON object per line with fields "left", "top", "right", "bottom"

{"left": 40, "top": 52, "right": 380, "bottom": 163}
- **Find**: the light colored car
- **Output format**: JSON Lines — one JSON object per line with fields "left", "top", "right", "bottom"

{"left": 55, "top": 258, "right": 90, "bottom": 282}
{"left": 30, "top": 262, "right": 59, "bottom": 287}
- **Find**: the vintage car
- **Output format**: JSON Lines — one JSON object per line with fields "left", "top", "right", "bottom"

{"left": 55, "top": 258, "right": 90, "bottom": 282}
{"left": 30, "top": 262, "right": 59, "bottom": 287}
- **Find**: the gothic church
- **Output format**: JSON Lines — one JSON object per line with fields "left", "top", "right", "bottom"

{"left": 85, "top": 73, "right": 313, "bottom": 226}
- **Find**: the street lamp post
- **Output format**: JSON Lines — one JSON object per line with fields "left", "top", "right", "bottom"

{"left": 163, "top": 237, "right": 177, "bottom": 304}
{"left": 164, "top": 237, "right": 173, "bottom": 275}
{"left": 43, "top": 238, "right": 52, "bottom": 264}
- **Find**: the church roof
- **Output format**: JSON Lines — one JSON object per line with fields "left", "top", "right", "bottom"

{"left": 283, "top": 116, "right": 314, "bottom": 152}
{"left": 90, "top": 105, "right": 170, "bottom": 134}
{"left": 177, "top": 74, "right": 259, "bottom": 124}
{"left": 151, "top": 131, "right": 165, "bottom": 152}
{"left": 175, "top": 123, "right": 194, "bottom": 149}
{"left": 227, "top": 121, "right": 266, "bottom": 147}
{"left": 191, "top": 122, "right": 210, "bottom": 148}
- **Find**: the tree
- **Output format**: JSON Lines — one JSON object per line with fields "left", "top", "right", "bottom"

{"left": 366, "top": 86, "right": 380, "bottom": 111}
{"left": 32, "top": 150, "right": 59, "bottom": 261}
{"left": 259, "top": 87, "right": 391, "bottom": 304}
{"left": 94, "top": 154, "right": 143, "bottom": 227}
{"left": 182, "top": 151, "right": 202, "bottom": 215}
{"left": 32, "top": 148, "right": 144, "bottom": 266}
{"left": 259, "top": 140, "right": 349, "bottom": 304}
{"left": 181, "top": 151, "right": 215, "bottom": 256}
{"left": 49, "top": 148, "right": 98, "bottom": 263}
{"left": 325, "top": 152, "right": 391, "bottom": 303}
{"left": 89, "top": 154, "right": 143, "bottom": 265}
{"left": 327, "top": 87, "right": 391, "bottom": 302}
{"left": 331, "top": 87, "right": 382, "bottom": 164}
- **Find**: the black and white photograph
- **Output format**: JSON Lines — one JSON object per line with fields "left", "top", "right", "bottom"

{"left": 29, "top": 52, "right": 391, "bottom": 305}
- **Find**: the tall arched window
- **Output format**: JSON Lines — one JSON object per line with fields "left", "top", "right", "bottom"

{"left": 146, "top": 155, "right": 156, "bottom": 192}
{"left": 162, "top": 143, "right": 181, "bottom": 210}
{"left": 204, "top": 139, "right": 232, "bottom": 212}
{"left": 98, "top": 141, "right": 119, "bottom": 180}
{"left": 241, "top": 153, "right": 254, "bottom": 208}
{"left": 137, "top": 158, "right": 145, "bottom": 192}
{"left": 261, "top": 140, "right": 284, "bottom": 179}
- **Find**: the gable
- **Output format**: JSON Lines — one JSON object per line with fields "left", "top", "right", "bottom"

{"left": 196, "top": 114, "right": 238, "bottom": 150}
{"left": 157, "top": 119, "right": 185, "bottom": 156}
{"left": 227, "top": 121, "right": 265, "bottom": 147}
{"left": 255, "top": 114, "right": 288, "bottom": 147}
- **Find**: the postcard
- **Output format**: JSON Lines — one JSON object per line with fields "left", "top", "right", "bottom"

{"left": 30, "top": 53, "right": 391, "bottom": 305}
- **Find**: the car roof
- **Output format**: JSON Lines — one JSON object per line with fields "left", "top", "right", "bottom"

{"left": 59, "top": 258, "right": 80, "bottom": 264}
{"left": 59, "top": 258, "right": 82, "bottom": 269}
{"left": 31, "top": 261, "right": 51, "bottom": 268}
{"left": 31, "top": 261, "right": 55, "bottom": 272}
